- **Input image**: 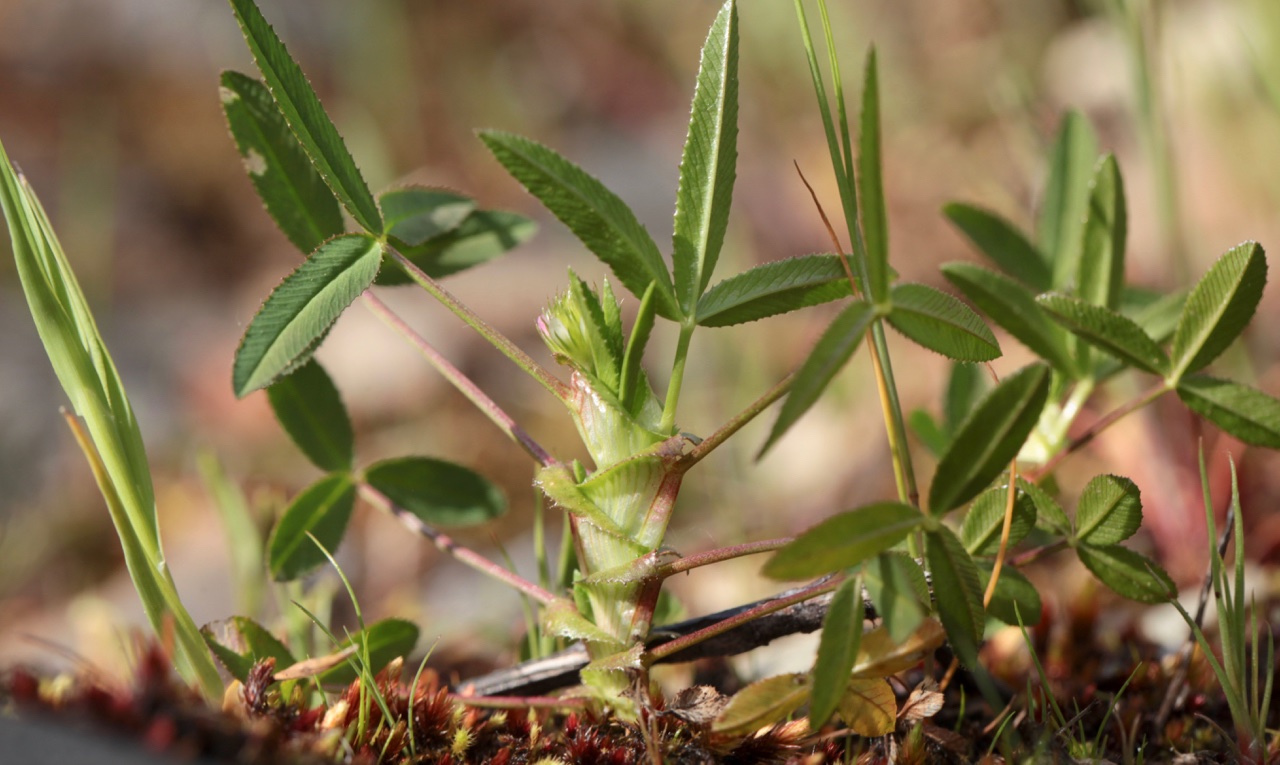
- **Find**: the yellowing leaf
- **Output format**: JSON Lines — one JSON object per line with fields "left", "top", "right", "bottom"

{"left": 837, "top": 677, "right": 896, "bottom": 737}
{"left": 851, "top": 619, "right": 945, "bottom": 678}
{"left": 712, "top": 673, "right": 810, "bottom": 736}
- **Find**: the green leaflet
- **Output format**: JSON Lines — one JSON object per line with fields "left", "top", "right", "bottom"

{"left": 1019, "top": 477, "right": 1072, "bottom": 536}
{"left": 364, "top": 456, "right": 507, "bottom": 527}
{"left": 887, "top": 282, "right": 1001, "bottom": 362}
{"left": 267, "top": 359, "right": 354, "bottom": 472}
{"left": 1177, "top": 375, "right": 1280, "bottom": 448}
{"left": 763, "top": 501, "right": 923, "bottom": 580}
{"left": 1037, "top": 293, "right": 1169, "bottom": 377}
{"left": 219, "top": 70, "right": 344, "bottom": 254}
{"left": 942, "top": 262, "right": 1075, "bottom": 375}
{"left": 959, "top": 483, "right": 1037, "bottom": 556}
{"left": 1076, "top": 155, "right": 1127, "bottom": 311}
{"left": 233, "top": 233, "right": 383, "bottom": 397}
{"left": 316, "top": 618, "right": 420, "bottom": 686}
{"left": 1074, "top": 474, "right": 1142, "bottom": 546}
{"left": 227, "top": 0, "right": 383, "bottom": 234}
{"left": 925, "top": 526, "right": 985, "bottom": 666}
{"left": 859, "top": 48, "right": 889, "bottom": 302}
{"left": 712, "top": 673, "right": 811, "bottom": 735}
{"left": 944, "top": 203, "right": 1050, "bottom": 291}
{"left": 1170, "top": 241, "right": 1267, "bottom": 381}
{"left": 696, "top": 254, "right": 852, "bottom": 327}
{"left": 202, "top": 616, "right": 296, "bottom": 683}
{"left": 380, "top": 186, "right": 474, "bottom": 246}
{"left": 863, "top": 552, "right": 929, "bottom": 643}
{"left": 267, "top": 473, "right": 356, "bottom": 581}
{"left": 1076, "top": 544, "right": 1173, "bottom": 605}
{"left": 978, "top": 563, "right": 1043, "bottom": 626}
{"left": 1039, "top": 110, "right": 1099, "bottom": 288}
{"left": 376, "top": 209, "right": 536, "bottom": 286}
{"left": 672, "top": 0, "right": 738, "bottom": 314}
{"left": 809, "top": 576, "right": 865, "bottom": 729}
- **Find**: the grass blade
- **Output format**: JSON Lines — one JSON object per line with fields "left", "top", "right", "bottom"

{"left": 1076, "top": 155, "right": 1128, "bottom": 310}
{"left": 1039, "top": 111, "right": 1098, "bottom": 288}
{"left": 858, "top": 48, "right": 889, "bottom": 301}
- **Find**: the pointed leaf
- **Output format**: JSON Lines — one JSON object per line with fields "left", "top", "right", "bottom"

{"left": 219, "top": 70, "right": 344, "bottom": 254}
{"left": 864, "top": 552, "right": 929, "bottom": 644}
{"left": 227, "top": 0, "right": 382, "bottom": 233}
{"left": 761, "top": 299, "right": 875, "bottom": 454}
{"left": 1076, "top": 155, "right": 1127, "bottom": 310}
{"left": 925, "top": 527, "right": 985, "bottom": 666}
{"left": 1039, "top": 111, "right": 1098, "bottom": 288}
{"left": 859, "top": 48, "right": 890, "bottom": 301}
{"left": 620, "top": 282, "right": 658, "bottom": 414}
{"left": 1076, "top": 544, "right": 1174, "bottom": 604}
{"left": 202, "top": 617, "right": 296, "bottom": 683}
{"left": 377, "top": 209, "right": 536, "bottom": 286}
{"left": 959, "top": 483, "right": 1036, "bottom": 556}
{"left": 365, "top": 456, "right": 506, "bottom": 527}
{"left": 380, "top": 187, "right": 474, "bottom": 246}
{"left": 942, "top": 262, "right": 1075, "bottom": 374}
{"left": 1075, "top": 474, "right": 1142, "bottom": 546}
{"left": 233, "top": 233, "right": 382, "bottom": 397}
{"left": 672, "top": 0, "right": 738, "bottom": 312}
{"left": 316, "top": 618, "right": 420, "bottom": 685}
{"left": 763, "top": 501, "right": 923, "bottom": 580}
{"left": 1171, "top": 242, "right": 1267, "bottom": 380}
{"left": 267, "top": 359, "right": 353, "bottom": 472}
{"left": 479, "top": 130, "right": 678, "bottom": 319}
{"left": 267, "top": 473, "right": 356, "bottom": 581}
{"left": 1177, "top": 375, "right": 1280, "bottom": 448}
{"left": 696, "top": 254, "right": 852, "bottom": 327}
{"left": 837, "top": 678, "right": 896, "bottom": 737}
{"left": 1037, "top": 293, "right": 1169, "bottom": 376}
{"left": 928, "top": 363, "right": 1051, "bottom": 514}
{"left": 887, "top": 282, "right": 1000, "bottom": 361}
{"left": 1019, "top": 477, "right": 1072, "bottom": 536}
{"left": 809, "top": 576, "right": 865, "bottom": 728}
{"left": 712, "top": 673, "right": 810, "bottom": 735}
{"left": 944, "top": 203, "right": 1050, "bottom": 291}
{"left": 977, "top": 563, "right": 1042, "bottom": 626}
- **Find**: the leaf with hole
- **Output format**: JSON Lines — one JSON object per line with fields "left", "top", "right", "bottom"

{"left": 712, "top": 673, "right": 810, "bottom": 735}
{"left": 227, "top": 0, "right": 382, "bottom": 233}
{"left": 1177, "top": 375, "right": 1280, "bottom": 449}
{"left": 365, "top": 456, "right": 506, "bottom": 527}
{"left": 316, "top": 618, "right": 420, "bottom": 686}
{"left": 696, "top": 254, "right": 852, "bottom": 327}
{"left": 944, "top": 203, "right": 1049, "bottom": 291}
{"left": 959, "top": 483, "right": 1036, "bottom": 556}
{"left": 1037, "top": 293, "right": 1168, "bottom": 376}
{"left": 1039, "top": 111, "right": 1098, "bottom": 288}
{"left": 201, "top": 617, "right": 296, "bottom": 683}
{"left": 763, "top": 502, "right": 923, "bottom": 580}
{"left": 1076, "top": 544, "right": 1173, "bottom": 604}
{"left": 837, "top": 678, "right": 896, "bottom": 737}
{"left": 233, "top": 233, "right": 382, "bottom": 397}
{"left": 925, "top": 527, "right": 985, "bottom": 666}
{"left": 1170, "top": 242, "right": 1267, "bottom": 380}
{"left": 942, "top": 262, "right": 1075, "bottom": 374}
{"left": 219, "top": 71, "right": 344, "bottom": 254}
{"left": 977, "top": 563, "right": 1042, "bottom": 626}
{"left": 1075, "top": 474, "right": 1142, "bottom": 546}
{"left": 886, "top": 282, "right": 1000, "bottom": 362}
{"left": 1076, "top": 155, "right": 1127, "bottom": 310}
{"left": 267, "top": 473, "right": 356, "bottom": 581}
{"left": 928, "top": 363, "right": 1050, "bottom": 515}
{"left": 809, "top": 576, "right": 865, "bottom": 728}
{"left": 381, "top": 187, "right": 474, "bottom": 247}
{"left": 859, "top": 48, "right": 889, "bottom": 301}
{"left": 864, "top": 552, "right": 929, "bottom": 644}
{"left": 377, "top": 210, "right": 536, "bottom": 286}
{"left": 267, "top": 359, "right": 353, "bottom": 472}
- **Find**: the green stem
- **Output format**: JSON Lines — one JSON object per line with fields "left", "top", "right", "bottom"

{"left": 1028, "top": 381, "right": 1171, "bottom": 482}
{"left": 682, "top": 372, "right": 794, "bottom": 468}
{"left": 659, "top": 322, "right": 696, "bottom": 434}
{"left": 387, "top": 248, "right": 571, "bottom": 402}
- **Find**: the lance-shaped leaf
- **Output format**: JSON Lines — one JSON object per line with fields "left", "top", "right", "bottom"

{"left": 942, "top": 262, "right": 1075, "bottom": 374}
{"left": 712, "top": 673, "right": 810, "bottom": 735}
{"left": 944, "top": 203, "right": 1050, "bottom": 291}
{"left": 925, "top": 526, "right": 985, "bottom": 666}
{"left": 365, "top": 457, "right": 506, "bottom": 527}
{"left": 763, "top": 501, "right": 923, "bottom": 580}
{"left": 1020, "top": 477, "right": 1072, "bottom": 536}
{"left": 959, "top": 483, "right": 1036, "bottom": 556}
{"left": 1170, "top": 242, "right": 1267, "bottom": 380}
{"left": 978, "top": 563, "right": 1042, "bottom": 626}
{"left": 1075, "top": 474, "right": 1142, "bottom": 546}
{"left": 809, "top": 576, "right": 865, "bottom": 728}
{"left": 227, "top": 0, "right": 382, "bottom": 234}
{"left": 219, "top": 71, "right": 344, "bottom": 254}
{"left": 620, "top": 282, "right": 658, "bottom": 415}
{"left": 479, "top": 130, "right": 678, "bottom": 319}
{"left": 1037, "top": 293, "right": 1169, "bottom": 376}
{"left": 202, "top": 617, "right": 296, "bottom": 683}
{"left": 316, "top": 618, "right": 420, "bottom": 686}
{"left": 886, "top": 282, "right": 1000, "bottom": 362}
{"left": 672, "top": 0, "right": 738, "bottom": 313}
{"left": 233, "top": 233, "right": 383, "bottom": 397}
{"left": 1076, "top": 155, "right": 1127, "bottom": 310}
{"left": 1177, "top": 375, "right": 1280, "bottom": 449}
{"left": 1039, "top": 111, "right": 1098, "bottom": 288}
{"left": 838, "top": 678, "right": 896, "bottom": 737}
{"left": 928, "top": 363, "right": 1050, "bottom": 515}
{"left": 1076, "top": 544, "right": 1173, "bottom": 604}
{"left": 267, "top": 359, "right": 353, "bottom": 472}
{"left": 267, "top": 473, "right": 356, "bottom": 581}
{"left": 761, "top": 299, "right": 875, "bottom": 454}
{"left": 381, "top": 187, "right": 474, "bottom": 247}
{"left": 864, "top": 552, "right": 929, "bottom": 643}
{"left": 859, "top": 48, "right": 890, "bottom": 301}
{"left": 696, "top": 254, "right": 852, "bottom": 327}
{"left": 377, "top": 210, "right": 536, "bottom": 286}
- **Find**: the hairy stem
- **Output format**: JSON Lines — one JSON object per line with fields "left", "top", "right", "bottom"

{"left": 656, "top": 537, "right": 792, "bottom": 579}
{"left": 660, "top": 322, "right": 697, "bottom": 434}
{"left": 681, "top": 373, "right": 794, "bottom": 468}
{"left": 1027, "top": 382, "right": 1170, "bottom": 482}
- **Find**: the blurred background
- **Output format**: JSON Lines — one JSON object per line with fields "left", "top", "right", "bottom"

{"left": 2, "top": 0, "right": 1280, "bottom": 683}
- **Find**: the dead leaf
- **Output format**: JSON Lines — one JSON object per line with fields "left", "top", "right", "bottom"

{"left": 272, "top": 644, "right": 358, "bottom": 681}
{"left": 898, "top": 679, "right": 945, "bottom": 723}
{"left": 837, "top": 677, "right": 896, "bottom": 737}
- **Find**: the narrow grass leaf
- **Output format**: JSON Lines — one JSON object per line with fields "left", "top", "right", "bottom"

{"left": 810, "top": 576, "right": 865, "bottom": 728}
{"left": 928, "top": 363, "right": 1051, "bottom": 515}
{"left": 696, "top": 254, "right": 852, "bottom": 327}
{"left": 197, "top": 451, "right": 265, "bottom": 616}
{"left": 864, "top": 552, "right": 929, "bottom": 643}
{"left": 201, "top": 617, "right": 296, "bottom": 683}
{"left": 1171, "top": 242, "right": 1267, "bottom": 380}
{"left": 978, "top": 563, "right": 1043, "bottom": 626}
{"left": 219, "top": 71, "right": 344, "bottom": 253}
{"left": 1037, "top": 293, "right": 1169, "bottom": 376}
{"left": 942, "top": 262, "right": 1075, "bottom": 374}
{"left": 267, "top": 473, "right": 356, "bottom": 581}
{"left": 267, "top": 359, "right": 354, "bottom": 472}
{"left": 908, "top": 409, "right": 948, "bottom": 457}
{"left": 672, "top": 0, "right": 738, "bottom": 313}
{"left": 944, "top": 203, "right": 1050, "bottom": 291}
{"left": 317, "top": 618, "right": 420, "bottom": 686}
{"left": 233, "top": 233, "right": 382, "bottom": 397}
{"left": 763, "top": 501, "right": 922, "bottom": 580}
{"left": 925, "top": 527, "right": 985, "bottom": 666}
{"left": 887, "top": 282, "right": 1000, "bottom": 362}
{"left": 1076, "top": 155, "right": 1127, "bottom": 310}
{"left": 1076, "top": 544, "right": 1173, "bottom": 604}
{"left": 365, "top": 456, "right": 506, "bottom": 526}
{"left": 479, "top": 130, "right": 678, "bottom": 319}
{"left": 859, "top": 48, "right": 889, "bottom": 301}
{"left": 227, "top": 0, "right": 382, "bottom": 233}
{"left": 959, "top": 483, "right": 1036, "bottom": 556}
{"left": 760, "top": 299, "right": 874, "bottom": 454}
{"left": 1019, "top": 477, "right": 1072, "bottom": 536}
{"left": 1039, "top": 111, "right": 1098, "bottom": 288}
{"left": 1075, "top": 474, "right": 1142, "bottom": 546}
{"left": 1177, "top": 375, "right": 1280, "bottom": 449}
{"left": 380, "top": 186, "right": 474, "bottom": 246}
{"left": 838, "top": 678, "right": 896, "bottom": 737}
{"left": 712, "top": 673, "right": 810, "bottom": 735}
{"left": 377, "top": 209, "right": 535, "bottom": 286}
